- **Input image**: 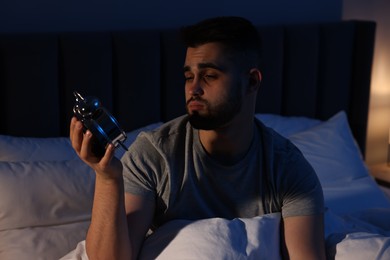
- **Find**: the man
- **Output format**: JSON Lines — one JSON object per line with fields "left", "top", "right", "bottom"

{"left": 70, "top": 16, "right": 326, "bottom": 260}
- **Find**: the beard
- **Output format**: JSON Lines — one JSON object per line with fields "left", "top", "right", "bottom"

{"left": 186, "top": 87, "right": 242, "bottom": 130}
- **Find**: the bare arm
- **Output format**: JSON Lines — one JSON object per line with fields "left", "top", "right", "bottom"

{"left": 125, "top": 193, "right": 155, "bottom": 258}
{"left": 282, "top": 214, "right": 326, "bottom": 260}
{"left": 85, "top": 174, "right": 131, "bottom": 259}
{"left": 70, "top": 117, "right": 154, "bottom": 260}
{"left": 85, "top": 181, "right": 154, "bottom": 260}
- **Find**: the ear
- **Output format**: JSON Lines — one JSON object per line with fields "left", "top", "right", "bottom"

{"left": 247, "top": 68, "right": 262, "bottom": 94}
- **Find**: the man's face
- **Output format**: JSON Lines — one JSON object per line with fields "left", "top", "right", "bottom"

{"left": 184, "top": 42, "right": 244, "bottom": 130}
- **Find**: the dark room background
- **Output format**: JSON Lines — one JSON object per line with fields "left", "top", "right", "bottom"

{"left": 1, "top": 0, "right": 390, "bottom": 165}
{"left": 0, "top": 0, "right": 342, "bottom": 32}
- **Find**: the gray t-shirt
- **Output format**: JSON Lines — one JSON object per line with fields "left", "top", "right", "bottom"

{"left": 122, "top": 115, "right": 324, "bottom": 230}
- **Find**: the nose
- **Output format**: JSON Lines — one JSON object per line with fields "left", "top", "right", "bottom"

{"left": 187, "top": 79, "right": 204, "bottom": 96}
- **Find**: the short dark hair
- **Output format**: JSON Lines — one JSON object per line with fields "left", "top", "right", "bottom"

{"left": 180, "top": 16, "right": 262, "bottom": 68}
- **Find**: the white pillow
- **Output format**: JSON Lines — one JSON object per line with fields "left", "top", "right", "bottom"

{"left": 288, "top": 111, "right": 390, "bottom": 213}
{"left": 0, "top": 122, "right": 163, "bottom": 162}
{"left": 0, "top": 159, "right": 95, "bottom": 231}
{"left": 0, "top": 135, "right": 77, "bottom": 161}
{"left": 0, "top": 221, "right": 90, "bottom": 260}
{"left": 288, "top": 111, "right": 367, "bottom": 185}
{"left": 256, "top": 113, "right": 321, "bottom": 137}
{"left": 138, "top": 213, "right": 281, "bottom": 260}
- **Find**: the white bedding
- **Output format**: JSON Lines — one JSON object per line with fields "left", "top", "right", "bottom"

{"left": 61, "top": 214, "right": 282, "bottom": 260}
{"left": 0, "top": 221, "right": 90, "bottom": 260}
{"left": 1, "top": 111, "right": 390, "bottom": 260}
{"left": 325, "top": 208, "right": 390, "bottom": 259}
{"left": 61, "top": 208, "right": 390, "bottom": 260}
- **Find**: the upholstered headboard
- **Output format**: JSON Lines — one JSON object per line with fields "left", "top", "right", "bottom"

{"left": 0, "top": 20, "right": 375, "bottom": 156}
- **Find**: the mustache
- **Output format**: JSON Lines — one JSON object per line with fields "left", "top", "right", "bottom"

{"left": 186, "top": 96, "right": 208, "bottom": 106}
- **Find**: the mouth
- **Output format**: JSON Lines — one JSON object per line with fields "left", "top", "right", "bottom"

{"left": 186, "top": 97, "right": 207, "bottom": 112}
{"left": 188, "top": 100, "right": 204, "bottom": 110}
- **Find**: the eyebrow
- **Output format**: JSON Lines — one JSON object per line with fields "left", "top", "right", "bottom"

{"left": 183, "top": 62, "right": 224, "bottom": 73}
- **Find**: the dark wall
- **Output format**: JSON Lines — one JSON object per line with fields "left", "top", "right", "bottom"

{"left": 0, "top": 0, "right": 342, "bottom": 32}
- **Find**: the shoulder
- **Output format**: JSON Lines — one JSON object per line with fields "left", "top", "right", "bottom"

{"left": 256, "top": 119, "right": 324, "bottom": 216}
{"left": 127, "top": 115, "right": 190, "bottom": 155}
{"left": 121, "top": 115, "right": 190, "bottom": 177}
{"left": 255, "top": 117, "right": 317, "bottom": 183}
{"left": 139, "top": 115, "right": 189, "bottom": 144}
{"left": 255, "top": 118, "right": 298, "bottom": 156}
{"left": 154, "top": 115, "right": 190, "bottom": 138}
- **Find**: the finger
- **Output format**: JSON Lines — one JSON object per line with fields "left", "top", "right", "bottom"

{"left": 71, "top": 120, "right": 85, "bottom": 153}
{"left": 100, "top": 143, "right": 115, "bottom": 166}
{"left": 79, "top": 130, "right": 94, "bottom": 159}
{"left": 69, "top": 117, "right": 77, "bottom": 139}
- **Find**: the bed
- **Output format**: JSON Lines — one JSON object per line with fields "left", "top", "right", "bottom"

{"left": 1, "top": 20, "right": 390, "bottom": 260}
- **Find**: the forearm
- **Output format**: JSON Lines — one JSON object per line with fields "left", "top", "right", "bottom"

{"left": 86, "top": 175, "right": 133, "bottom": 260}
{"left": 283, "top": 215, "right": 326, "bottom": 260}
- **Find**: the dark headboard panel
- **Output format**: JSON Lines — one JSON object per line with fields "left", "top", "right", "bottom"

{"left": 0, "top": 21, "right": 375, "bottom": 156}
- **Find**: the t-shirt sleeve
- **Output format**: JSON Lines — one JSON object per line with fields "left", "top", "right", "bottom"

{"left": 279, "top": 144, "right": 325, "bottom": 218}
{"left": 121, "top": 132, "right": 163, "bottom": 202}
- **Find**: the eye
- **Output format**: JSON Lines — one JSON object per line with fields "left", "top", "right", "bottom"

{"left": 203, "top": 74, "right": 217, "bottom": 81}
{"left": 184, "top": 74, "right": 194, "bottom": 82}
{"left": 185, "top": 77, "right": 194, "bottom": 83}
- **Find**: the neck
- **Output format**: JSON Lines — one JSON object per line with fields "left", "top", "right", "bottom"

{"left": 198, "top": 115, "right": 255, "bottom": 165}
